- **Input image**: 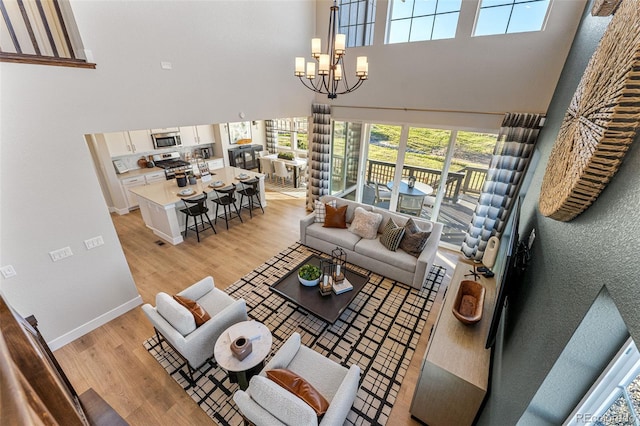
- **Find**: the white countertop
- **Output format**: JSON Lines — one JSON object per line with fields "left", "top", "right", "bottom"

{"left": 116, "top": 166, "right": 165, "bottom": 180}
{"left": 128, "top": 166, "right": 263, "bottom": 207}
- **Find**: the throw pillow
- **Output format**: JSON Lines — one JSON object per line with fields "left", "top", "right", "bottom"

{"left": 247, "top": 375, "right": 317, "bottom": 425}
{"left": 314, "top": 199, "right": 337, "bottom": 223}
{"left": 323, "top": 204, "right": 348, "bottom": 228}
{"left": 349, "top": 206, "right": 383, "bottom": 239}
{"left": 399, "top": 218, "right": 431, "bottom": 257}
{"left": 266, "top": 369, "right": 330, "bottom": 416}
{"left": 155, "top": 292, "right": 196, "bottom": 336}
{"left": 380, "top": 218, "right": 406, "bottom": 251}
{"left": 173, "top": 295, "right": 211, "bottom": 327}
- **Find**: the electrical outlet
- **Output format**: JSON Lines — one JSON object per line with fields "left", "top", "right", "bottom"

{"left": 84, "top": 236, "right": 104, "bottom": 250}
{"left": 49, "top": 247, "right": 73, "bottom": 262}
{"left": 1, "top": 265, "right": 16, "bottom": 279}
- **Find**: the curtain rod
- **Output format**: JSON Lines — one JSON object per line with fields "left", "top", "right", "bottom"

{"left": 330, "top": 104, "right": 508, "bottom": 116}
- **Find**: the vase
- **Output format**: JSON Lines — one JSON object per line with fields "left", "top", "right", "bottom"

{"left": 230, "top": 336, "right": 253, "bottom": 361}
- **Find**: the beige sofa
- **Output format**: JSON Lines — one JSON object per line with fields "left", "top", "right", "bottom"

{"left": 300, "top": 196, "right": 442, "bottom": 289}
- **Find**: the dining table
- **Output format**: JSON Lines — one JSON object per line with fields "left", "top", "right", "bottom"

{"left": 263, "top": 154, "right": 307, "bottom": 188}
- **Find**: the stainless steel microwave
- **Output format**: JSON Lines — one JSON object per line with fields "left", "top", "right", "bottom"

{"left": 152, "top": 132, "right": 181, "bottom": 149}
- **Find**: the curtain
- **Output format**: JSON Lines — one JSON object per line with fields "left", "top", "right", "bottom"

{"left": 460, "top": 113, "right": 545, "bottom": 260}
{"left": 307, "top": 103, "right": 332, "bottom": 210}
{"left": 265, "top": 120, "right": 277, "bottom": 154}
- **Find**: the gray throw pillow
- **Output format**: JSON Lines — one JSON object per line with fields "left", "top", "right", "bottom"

{"left": 399, "top": 218, "right": 431, "bottom": 257}
{"left": 380, "top": 219, "right": 405, "bottom": 251}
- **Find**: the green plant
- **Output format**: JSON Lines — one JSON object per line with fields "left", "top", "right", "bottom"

{"left": 278, "top": 151, "right": 295, "bottom": 160}
{"left": 298, "top": 264, "right": 321, "bottom": 280}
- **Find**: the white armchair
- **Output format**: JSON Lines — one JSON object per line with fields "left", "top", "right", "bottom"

{"left": 142, "top": 276, "right": 247, "bottom": 381}
{"left": 234, "top": 333, "right": 361, "bottom": 426}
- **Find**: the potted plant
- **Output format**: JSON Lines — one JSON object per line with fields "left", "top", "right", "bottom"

{"left": 298, "top": 264, "right": 321, "bottom": 286}
{"left": 278, "top": 152, "right": 295, "bottom": 161}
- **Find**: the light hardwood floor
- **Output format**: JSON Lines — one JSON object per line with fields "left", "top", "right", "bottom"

{"left": 54, "top": 190, "right": 463, "bottom": 425}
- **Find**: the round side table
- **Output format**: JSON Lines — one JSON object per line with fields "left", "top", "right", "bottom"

{"left": 214, "top": 320, "right": 272, "bottom": 390}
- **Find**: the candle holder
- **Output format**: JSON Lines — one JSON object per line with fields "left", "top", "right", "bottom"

{"left": 408, "top": 175, "right": 416, "bottom": 188}
{"left": 331, "top": 247, "right": 347, "bottom": 284}
{"left": 319, "top": 258, "right": 334, "bottom": 296}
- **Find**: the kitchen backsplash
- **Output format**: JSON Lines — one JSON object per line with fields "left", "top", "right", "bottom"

{"left": 112, "top": 144, "right": 215, "bottom": 171}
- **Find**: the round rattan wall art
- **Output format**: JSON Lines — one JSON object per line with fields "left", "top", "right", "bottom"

{"left": 538, "top": 0, "right": 640, "bottom": 222}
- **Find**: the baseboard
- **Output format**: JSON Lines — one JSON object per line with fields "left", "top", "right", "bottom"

{"left": 48, "top": 295, "right": 143, "bottom": 351}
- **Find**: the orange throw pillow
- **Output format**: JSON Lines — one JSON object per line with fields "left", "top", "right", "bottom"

{"left": 266, "top": 369, "right": 330, "bottom": 416}
{"left": 173, "top": 295, "right": 211, "bottom": 327}
{"left": 323, "top": 203, "right": 347, "bottom": 228}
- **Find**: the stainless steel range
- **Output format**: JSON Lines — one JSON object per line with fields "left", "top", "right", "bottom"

{"left": 152, "top": 152, "right": 191, "bottom": 180}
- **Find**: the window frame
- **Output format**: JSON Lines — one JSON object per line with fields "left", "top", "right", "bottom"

{"left": 273, "top": 117, "right": 309, "bottom": 152}
{"left": 339, "top": 0, "right": 376, "bottom": 48}
{"left": 386, "top": 0, "right": 462, "bottom": 44}
{"left": 473, "top": 0, "right": 551, "bottom": 37}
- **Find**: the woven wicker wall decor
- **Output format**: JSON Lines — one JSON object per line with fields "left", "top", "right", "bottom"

{"left": 538, "top": 0, "right": 640, "bottom": 222}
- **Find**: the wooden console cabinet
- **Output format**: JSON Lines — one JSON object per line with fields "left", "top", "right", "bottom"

{"left": 410, "top": 262, "right": 496, "bottom": 425}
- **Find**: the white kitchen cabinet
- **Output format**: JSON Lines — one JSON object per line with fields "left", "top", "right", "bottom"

{"left": 121, "top": 176, "right": 146, "bottom": 209}
{"left": 150, "top": 127, "right": 179, "bottom": 134}
{"left": 104, "top": 132, "right": 132, "bottom": 157}
{"left": 178, "top": 126, "right": 198, "bottom": 146}
{"left": 195, "top": 125, "right": 215, "bottom": 144}
{"left": 145, "top": 171, "right": 165, "bottom": 184}
{"left": 105, "top": 130, "right": 153, "bottom": 157}
{"left": 128, "top": 129, "right": 154, "bottom": 153}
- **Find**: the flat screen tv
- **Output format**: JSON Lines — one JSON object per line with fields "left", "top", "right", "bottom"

{"left": 485, "top": 198, "right": 526, "bottom": 349}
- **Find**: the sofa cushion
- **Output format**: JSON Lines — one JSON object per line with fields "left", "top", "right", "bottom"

{"left": 314, "top": 199, "right": 336, "bottom": 223}
{"left": 306, "top": 223, "right": 362, "bottom": 251}
{"left": 380, "top": 219, "right": 405, "bottom": 251}
{"left": 355, "top": 238, "right": 417, "bottom": 272}
{"left": 173, "top": 295, "right": 211, "bottom": 327}
{"left": 399, "top": 218, "right": 432, "bottom": 257}
{"left": 322, "top": 196, "right": 372, "bottom": 223}
{"left": 249, "top": 375, "right": 318, "bottom": 425}
{"left": 372, "top": 207, "right": 410, "bottom": 234}
{"left": 156, "top": 292, "right": 196, "bottom": 336}
{"left": 324, "top": 204, "right": 348, "bottom": 228}
{"left": 349, "top": 207, "right": 383, "bottom": 239}
{"left": 266, "top": 369, "right": 329, "bottom": 416}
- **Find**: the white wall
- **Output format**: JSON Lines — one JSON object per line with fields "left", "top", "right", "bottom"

{"left": 0, "top": 0, "right": 315, "bottom": 347}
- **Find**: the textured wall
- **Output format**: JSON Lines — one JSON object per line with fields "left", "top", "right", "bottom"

{"left": 478, "top": 4, "right": 640, "bottom": 424}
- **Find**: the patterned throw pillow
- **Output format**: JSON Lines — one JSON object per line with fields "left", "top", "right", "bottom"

{"left": 399, "top": 218, "right": 431, "bottom": 257}
{"left": 314, "top": 199, "right": 337, "bottom": 223}
{"left": 380, "top": 218, "right": 405, "bottom": 251}
{"left": 348, "top": 207, "right": 383, "bottom": 239}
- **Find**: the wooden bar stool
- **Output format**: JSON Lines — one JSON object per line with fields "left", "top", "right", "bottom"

{"left": 180, "top": 193, "right": 216, "bottom": 242}
{"left": 237, "top": 178, "right": 264, "bottom": 218}
{"left": 212, "top": 184, "right": 243, "bottom": 230}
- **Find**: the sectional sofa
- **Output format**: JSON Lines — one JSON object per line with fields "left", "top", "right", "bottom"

{"left": 300, "top": 196, "right": 442, "bottom": 289}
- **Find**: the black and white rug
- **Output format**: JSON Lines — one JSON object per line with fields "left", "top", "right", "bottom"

{"left": 144, "top": 243, "right": 444, "bottom": 425}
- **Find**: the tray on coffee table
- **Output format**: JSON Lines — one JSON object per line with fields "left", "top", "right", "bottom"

{"left": 269, "top": 254, "right": 369, "bottom": 324}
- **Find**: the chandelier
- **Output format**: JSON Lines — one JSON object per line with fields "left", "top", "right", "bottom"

{"left": 294, "top": 0, "right": 369, "bottom": 99}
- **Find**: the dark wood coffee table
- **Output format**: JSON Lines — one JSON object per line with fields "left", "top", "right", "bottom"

{"left": 270, "top": 254, "right": 369, "bottom": 323}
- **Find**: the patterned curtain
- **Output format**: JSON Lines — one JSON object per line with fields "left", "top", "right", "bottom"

{"left": 265, "top": 120, "right": 277, "bottom": 154}
{"left": 460, "top": 113, "right": 545, "bottom": 260}
{"left": 307, "top": 103, "right": 332, "bottom": 210}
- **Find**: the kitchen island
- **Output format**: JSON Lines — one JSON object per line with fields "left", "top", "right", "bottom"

{"left": 129, "top": 167, "right": 265, "bottom": 244}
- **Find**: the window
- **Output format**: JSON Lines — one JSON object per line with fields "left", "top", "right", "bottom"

{"left": 273, "top": 118, "right": 309, "bottom": 150}
{"left": 474, "top": 0, "right": 550, "bottom": 36}
{"left": 566, "top": 338, "right": 640, "bottom": 425}
{"left": 339, "top": 0, "right": 376, "bottom": 47}
{"left": 0, "top": 0, "right": 94, "bottom": 68}
{"left": 387, "top": 0, "right": 461, "bottom": 44}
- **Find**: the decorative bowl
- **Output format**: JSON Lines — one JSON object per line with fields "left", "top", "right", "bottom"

{"left": 298, "top": 276, "right": 320, "bottom": 287}
{"left": 452, "top": 280, "right": 486, "bottom": 325}
{"left": 298, "top": 264, "right": 321, "bottom": 286}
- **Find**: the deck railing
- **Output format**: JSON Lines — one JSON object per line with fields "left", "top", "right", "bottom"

{"left": 366, "top": 160, "right": 487, "bottom": 203}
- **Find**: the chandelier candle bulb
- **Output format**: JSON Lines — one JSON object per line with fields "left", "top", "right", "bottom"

{"left": 335, "top": 34, "right": 346, "bottom": 55}
{"left": 295, "top": 57, "right": 305, "bottom": 76}
{"left": 311, "top": 38, "right": 321, "bottom": 58}
{"left": 306, "top": 62, "right": 316, "bottom": 79}
{"left": 334, "top": 64, "right": 342, "bottom": 80}
{"left": 318, "top": 54, "right": 330, "bottom": 74}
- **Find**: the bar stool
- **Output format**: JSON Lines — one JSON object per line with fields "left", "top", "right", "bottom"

{"left": 180, "top": 193, "right": 216, "bottom": 242}
{"left": 237, "top": 178, "right": 264, "bottom": 218}
{"left": 212, "top": 184, "right": 243, "bottom": 230}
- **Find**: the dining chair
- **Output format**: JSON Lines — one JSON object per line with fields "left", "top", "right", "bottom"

{"left": 259, "top": 157, "right": 274, "bottom": 181}
{"left": 179, "top": 193, "right": 216, "bottom": 242}
{"left": 374, "top": 181, "right": 392, "bottom": 205}
{"left": 273, "top": 160, "right": 292, "bottom": 186}
{"left": 397, "top": 193, "right": 425, "bottom": 216}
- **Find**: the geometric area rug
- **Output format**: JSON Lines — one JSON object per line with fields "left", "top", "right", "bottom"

{"left": 144, "top": 243, "right": 445, "bottom": 425}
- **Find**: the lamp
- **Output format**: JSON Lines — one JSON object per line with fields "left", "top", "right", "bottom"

{"left": 294, "top": 0, "right": 368, "bottom": 99}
